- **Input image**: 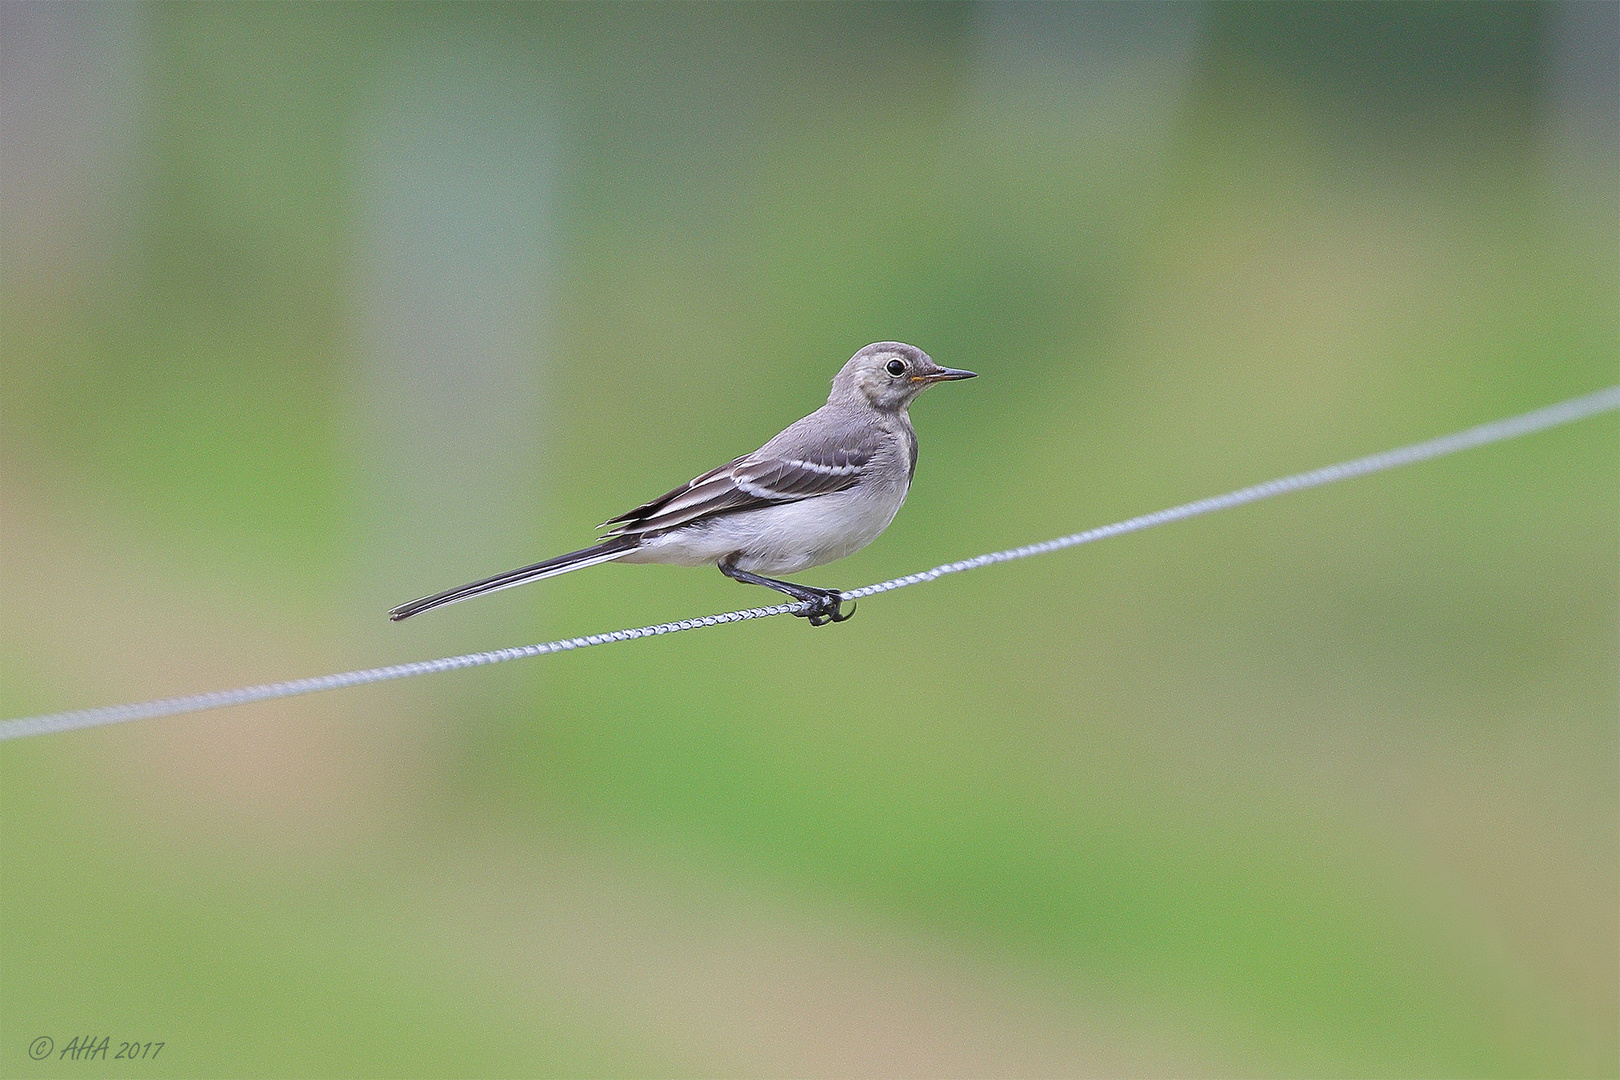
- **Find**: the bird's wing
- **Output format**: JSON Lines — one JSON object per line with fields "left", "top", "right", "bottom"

{"left": 601, "top": 425, "right": 883, "bottom": 538}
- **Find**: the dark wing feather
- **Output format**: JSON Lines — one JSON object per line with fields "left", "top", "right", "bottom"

{"left": 600, "top": 457, "right": 745, "bottom": 528}
{"left": 601, "top": 443, "right": 877, "bottom": 538}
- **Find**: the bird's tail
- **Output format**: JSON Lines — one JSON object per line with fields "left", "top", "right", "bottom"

{"left": 388, "top": 536, "right": 639, "bottom": 621}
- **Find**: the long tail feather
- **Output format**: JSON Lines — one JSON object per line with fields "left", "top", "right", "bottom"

{"left": 389, "top": 536, "right": 638, "bottom": 621}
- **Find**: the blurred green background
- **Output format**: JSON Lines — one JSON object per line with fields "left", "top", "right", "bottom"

{"left": 3, "top": 3, "right": 1616, "bottom": 1076}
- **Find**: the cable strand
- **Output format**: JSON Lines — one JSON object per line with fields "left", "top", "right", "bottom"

{"left": 4, "top": 385, "right": 1616, "bottom": 742}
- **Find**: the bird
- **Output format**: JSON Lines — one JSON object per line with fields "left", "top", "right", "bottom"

{"left": 389, "top": 342, "right": 976, "bottom": 627}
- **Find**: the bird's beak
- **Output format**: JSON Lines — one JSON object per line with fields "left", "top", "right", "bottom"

{"left": 914, "top": 367, "right": 977, "bottom": 383}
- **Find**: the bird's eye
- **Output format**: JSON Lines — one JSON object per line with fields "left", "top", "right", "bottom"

{"left": 886, "top": 359, "right": 906, "bottom": 377}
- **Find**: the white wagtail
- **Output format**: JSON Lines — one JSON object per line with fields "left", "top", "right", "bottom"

{"left": 389, "top": 342, "right": 976, "bottom": 626}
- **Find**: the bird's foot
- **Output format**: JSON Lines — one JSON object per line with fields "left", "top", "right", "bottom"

{"left": 798, "top": 590, "right": 854, "bottom": 627}
{"left": 717, "top": 559, "right": 854, "bottom": 627}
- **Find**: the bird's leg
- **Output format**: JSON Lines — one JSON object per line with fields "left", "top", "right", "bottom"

{"left": 718, "top": 558, "right": 854, "bottom": 627}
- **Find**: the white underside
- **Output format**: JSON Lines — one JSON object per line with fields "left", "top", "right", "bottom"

{"left": 615, "top": 474, "right": 911, "bottom": 575}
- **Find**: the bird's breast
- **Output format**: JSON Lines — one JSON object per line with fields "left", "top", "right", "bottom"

{"left": 730, "top": 475, "right": 910, "bottom": 574}
{"left": 625, "top": 469, "right": 910, "bottom": 575}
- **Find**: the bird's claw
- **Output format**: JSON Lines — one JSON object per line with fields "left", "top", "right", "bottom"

{"left": 800, "top": 592, "right": 853, "bottom": 627}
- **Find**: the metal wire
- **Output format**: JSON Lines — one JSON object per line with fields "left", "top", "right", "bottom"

{"left": 5, "top": 385, "right": 1616, "bottom": 742}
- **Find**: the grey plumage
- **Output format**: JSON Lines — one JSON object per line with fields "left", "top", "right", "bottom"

{"left": 389, "top": 342, "right": 975, "bottom": 624}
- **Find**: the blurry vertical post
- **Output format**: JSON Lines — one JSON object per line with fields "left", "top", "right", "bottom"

{"left": 1543, "top": 0, "right": 1620, "bottom": 203}
{"left": 349, "top": 41, "right": 559, "bottom": 626}
{"left": 0, "top": 2, "right": 141, "bottom": 307}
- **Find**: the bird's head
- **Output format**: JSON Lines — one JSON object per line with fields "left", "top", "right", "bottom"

{"left": 829, "top": 342, "right": 976, "bottom": 413}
